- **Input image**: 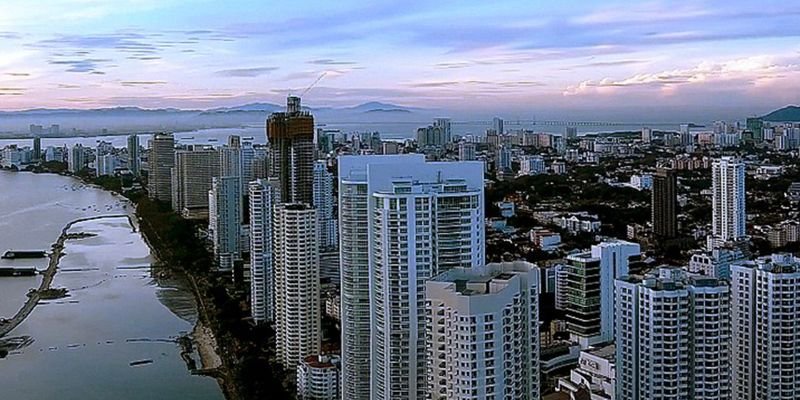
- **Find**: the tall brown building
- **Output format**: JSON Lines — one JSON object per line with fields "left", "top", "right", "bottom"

{"left": 652, "top": 167, "right": 677, "bottom": 238}
{"left": 266, "top": 96, "right": 315, "bottom": 205}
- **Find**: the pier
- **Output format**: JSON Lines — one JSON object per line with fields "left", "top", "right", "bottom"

{"left": 0, "top": 214, "right": 135, "bottom": 338}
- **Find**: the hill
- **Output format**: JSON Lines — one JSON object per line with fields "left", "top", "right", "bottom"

{"left": 762, "top": 105, "right": 800, "bottom": 122}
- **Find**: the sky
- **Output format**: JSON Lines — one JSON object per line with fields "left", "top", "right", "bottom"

{"left": 1, "top": 0, "right": 799, "bottom": 119}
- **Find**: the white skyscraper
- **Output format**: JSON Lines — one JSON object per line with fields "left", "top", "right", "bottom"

{"left": 458, "top": 141, "right": 476, "bottom": 161}
{"left": 519, "top": 155, "right": 546, "bottom": 176}
{"left": 492, "top": 116, "right": 504, "bottom": 135}
{"left": 731, "top": 254, "right": 800, "bottom": 400}
{"left": 615, "top": 268, "right": 731, "bottom": 400}
{"left": 248, "top": 179, "right": 279, "bottom": 324}
{"left": 565, "top": 240, "right": 640, "bottom": 348}
{"left": 95, "top": 154, "right": 117, "bottom": 177}
{"left": 338, "top": 154, "right": 485, "bottom": 400}
{"left": 496, "top": 144, "right": 512, "bottom": 172}
{"left": 711, "top": 157, "right": 746, "bottom": 247}
{"left": 208, "top": 176, "right": 242, "bottom": 271}
{"left": 426, "top": 261, "right": 540, "bottom": 400}
{"left": 274, "top": 203, "right": 321, "bottom": 370}
{"left": 313, "top": 160, "right": 337, "bottom": 249}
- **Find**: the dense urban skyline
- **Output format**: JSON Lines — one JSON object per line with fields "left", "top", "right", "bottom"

{"left": 1, "top": 0, "right": 799, "bottom": 118}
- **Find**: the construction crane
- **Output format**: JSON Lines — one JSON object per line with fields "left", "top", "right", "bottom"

{"left": 299, "top": 71, "right": 327, "bottom": 97}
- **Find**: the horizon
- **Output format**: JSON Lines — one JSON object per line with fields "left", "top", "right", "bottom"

{"left": 1, "top": 1, "right": 799, "bottom": 119}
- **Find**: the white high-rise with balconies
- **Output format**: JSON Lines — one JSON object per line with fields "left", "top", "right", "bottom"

{"left": 338, "top": 154, "right": 485, "bottom": 400}
{"left": 248, "top": 178, "right": 280, "bottom": 324}
{"left": 710, "top": 157, "right": 746, "bottom": 247}
{"left": 615, "top": 268, "right": 730, "bottom": 400}
{"left": 426, "top": 261, "right": 540, "bottom": 400}
{"left": 731, "top": 254, "right": 800, "bottom": 400}
{"left": 274, "top": 203, "right": 321, "bottom": 370}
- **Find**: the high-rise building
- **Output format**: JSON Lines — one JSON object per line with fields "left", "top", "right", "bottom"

{"left": 338, "top": 155, "right": 485, "bottom": 400}
{"left": 426, "top": 262, "right": 540, "bottom": 400}
{"left": 297, "top": 354, "right": 341, "bottom": 400}
{"left": 434, "top": 117, "right": 452, "bottom": 144}
{"left": 313, "top": 161, "right": 337, "bottom": 249}
{"left": 492, "top": 116, "right": 504, "bottom": 135}
{"left": 67, "top": 144, "right": 85, "bottom": 174}
{"left": 496, "top": 144, "right": 512, "bottom": 171}
{"left": 458, "top": 141, "right": 476, "bottom": 161}
{"left": 565, "top": 126, "right": 578, "bottom": 140}
{"left": 127, "top": 134, "right": 141, "bottom": 176}
{"left": 267, "top": 96, "right": 315, "bottom": 205}
{"left": 519, "top": 155, "right": 546, "bottom": 176}
{"left": 641, "top": 127, "right": 652, "bottom": 144}
{"left": 32, "top": 136, "right": 41, "bottom": 162}
{"left": 711, "top": 157, "right": 746, "bottom": 246}
{"left": 148, "top": 133, "right": 175, "bottom": 202}
{"left": 248, "top": 179, "right": 280, "bottom": 324}
{"left": 274, "top": 203, "right": 321, "bottom": 370}
{"left": 652, "top": 167, "right": 677, "bottom": 239}
{"left": 172, "top": 148, "right": 220, "bottom": 219}
{"left": 564, "top": 240, "right": 640, "bottom": 348}
{"left": 745, "top": 117, "right": 764, "bottom": 142}
{"left": 96, "top": 154, "right": 118, "bottom": 177}
{"left": 209, "top": 176, "right": 242, "bottom": 271}
{"left": 731, "top": 254, "right": 800, "bottom": 400}
{"left": 616, "top": 268, "right": 730, "bottom": 400}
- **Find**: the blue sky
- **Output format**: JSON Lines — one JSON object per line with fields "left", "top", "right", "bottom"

{"left": 1, "top": 0, "right": 799, "bottom": 118}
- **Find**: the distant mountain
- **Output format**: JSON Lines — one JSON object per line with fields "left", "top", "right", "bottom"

{"left": 207, "top": 103, "right": 284, "bottom": 113}
{"left": 762, "top": 105, "right": 800, "bottom": 122}
{"left": 345, "top": 101, "right": 418, "bottom": 113}
{"left": 0, "top": 106, "right": 190, "bottom": 116}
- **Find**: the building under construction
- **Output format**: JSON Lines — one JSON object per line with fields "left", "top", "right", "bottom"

{"left": 266, "top": 96, "right": 315, "bottom": 205}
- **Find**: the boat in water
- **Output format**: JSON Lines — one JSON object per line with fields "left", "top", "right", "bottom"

{"left": 2, "top": 250, "right": 47, "bottom": 259}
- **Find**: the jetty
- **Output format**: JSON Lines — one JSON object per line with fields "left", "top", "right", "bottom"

{"left": 0, "top": 214, "right": 135, "bottom": 338}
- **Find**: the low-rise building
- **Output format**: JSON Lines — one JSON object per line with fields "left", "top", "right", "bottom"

{"left": 297, "top": 354, "right": 341, "bottom": 400}
{"left": 557, "top": 344, "right": 615, "bottom": 400}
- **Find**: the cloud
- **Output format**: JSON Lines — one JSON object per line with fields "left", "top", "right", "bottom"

{"left": 215, "top": 66, "right": 279, "bottom": 77}
{"left": 57, "top": 84, "right": 81, "bottom": 89}
{"left": 4, "top": 72, "right": 30, "bottom": 77}
{"left": 563, "top": 55, "right": 800, "bottom": 96}
{"left": 48, "top": 58, "right": 111, "bottom": 73}
{"left": 120, "top": 81, "right": 167, "bottom": 87}
{"left": 308, "top": 59, "right": 358, "bottom": 66}
{"left": 0, "top": 87, "right": 25, "bottom": 96}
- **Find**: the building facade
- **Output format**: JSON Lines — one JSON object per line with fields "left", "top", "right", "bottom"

{"left": 208, "top": 176, "right": 242, "bottom": 271}
{"left": 337, "top": 155, "right": 485, "bottom": 400}
{"left": 248, "top": 179, "right": 279, "bottom": 324}
{"left": 297, "top": 354, "right": 341, "bottom": 400}
{"left": 615, "top": 269, "right": 730, "bottom": 400}
{"left": 711, "top": 157, "right": 746, "bottom": 245}
{"left": 426, "top": 262, "right": 540, "bottom": 400}
{"left": 267, "top": 96, "right": 315, "bottom": 205}
{"left": 731, "top": 254, "right": 800, "bottom": 400}
{"left": 651, "top": 167, "right": 677, "bottom": 239}
{"left": 148, "top": 133, "right": 175, "bottom": 202}
{"left": 274, "top": 203, "right": 321, "bottom": 370}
